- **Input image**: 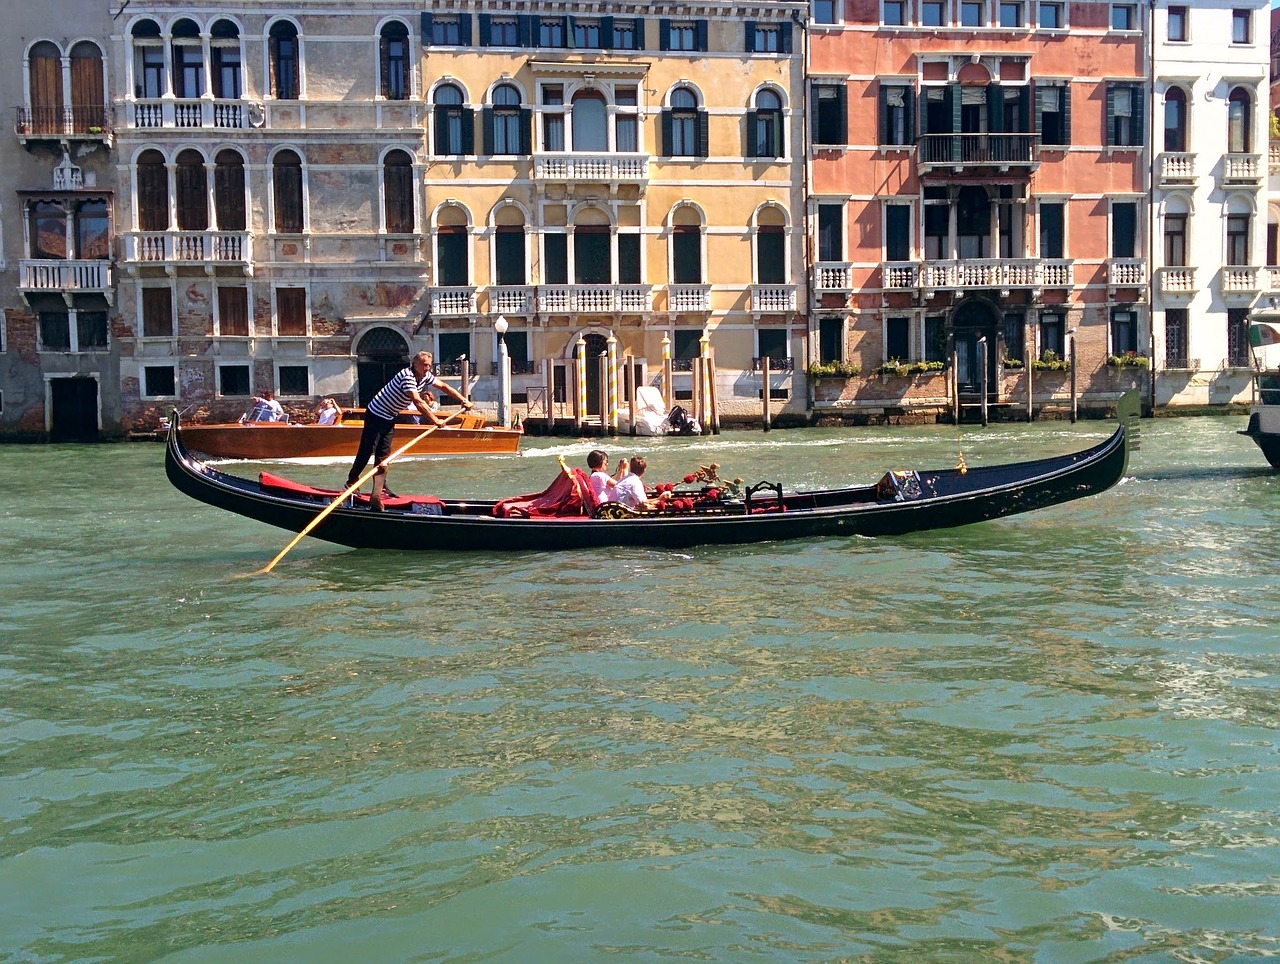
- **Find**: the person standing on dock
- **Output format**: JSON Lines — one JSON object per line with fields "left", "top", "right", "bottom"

{"left": 345, "top": 351, "right": 473, "bottom": 511}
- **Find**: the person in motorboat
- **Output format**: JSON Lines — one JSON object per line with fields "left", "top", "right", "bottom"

{"left": 246, "top": 389, "right": 285, "bottom": 422}
{"left": 315, "top": 398, "right": 342, "bottom": 425}
{"left": 345, "top": 351, "right": 473, "bottom": 511}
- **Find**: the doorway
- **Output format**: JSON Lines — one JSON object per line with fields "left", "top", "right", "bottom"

{"left": 952, "top": 301, "right": 998, "bottom": 396}
{"left": 355, "top": 327, "right": 410, "bottom": 406}
{"left": 50, "top": 377, "right": 99, "bottom": 441}
{"left": 583, "top": 332, "right": 607, "bottom": 416}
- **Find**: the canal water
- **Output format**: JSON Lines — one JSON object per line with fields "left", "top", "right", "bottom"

{"left": 2, "top": 415, "right": 1278, "bottom": 961}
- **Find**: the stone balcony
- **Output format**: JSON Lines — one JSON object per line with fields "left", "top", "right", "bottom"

{"left": 750, "top": 284, "right": 797, "bottom": 314}
{"left": 1155, "top": 266, "right": 1197, "bottom": 296}
{"left": 537, "top": 284, "right": 652, "bottom": 314}
{"left": 886, "top": 258, "right": 1072, "bottom": 294}
{"left": 812, "top": 262, "right": 853, "bottom": 293}
{"left": 1107, "top": 258, "right": 1146, "bottom": 291}
{"left": 1220, "top": 152, "right": 1263, "bottom": 187}
{"left": 430, "top": 286, "right": 477, "bottom": 317}
{"left": 1221, "top": 265, "right": 1264, "bottom": 297}
{"left": 667, "top": 284, "right": 711, "bottom": 313}
{"left": 532, "top": 152, "right": 649, "bottom": 191}
{"left": 15, "top": 105, "right": 111, "bottom": 143}
{"left": 1157, "top": 152, "right": 1197, "bottom": 186}
{"left": 487, "top": 286, "right": 534, "bottom": 317}
{"left": 19, "top": 259, "right": 113, "bottom": 303}
{"left": 123, "top": 231, "right": 252, "bottom": 271}
{"left": 127, "top": 98, "right": 250, "bottom": 130}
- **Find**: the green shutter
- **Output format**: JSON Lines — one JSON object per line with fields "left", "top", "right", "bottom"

{"left": 697, "top": 110, "right": 710, "bottom": 157}
{"left": 482, "top": 106, "right": 494, "bottom": 155}
{"left": 661, "top": 109, "right": 673, "bottom": 156}
{"left": 745, "top": 21, "right": 757, "bottom": 52}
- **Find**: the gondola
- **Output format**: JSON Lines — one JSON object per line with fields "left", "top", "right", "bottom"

{"left": 1240, "top": 307, "right": 1280, "bottom": 469}
{"left": 165, "top": 391, "right": 1139, "bottom": 553}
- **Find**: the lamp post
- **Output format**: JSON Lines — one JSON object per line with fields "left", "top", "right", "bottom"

{"left": 977, "top": 335, "right": 988, "bottom": 427}
{"left": 1067, "top": 326, "right": 1078, "bottom": 424}
{"left": 494, "top": 315, "right": 510, "bottom": 428}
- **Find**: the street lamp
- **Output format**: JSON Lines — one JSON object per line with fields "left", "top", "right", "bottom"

{"left": 494, "top": 315, "right": 510, "bottom": 428}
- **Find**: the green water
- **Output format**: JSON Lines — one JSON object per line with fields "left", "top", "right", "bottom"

{"left": 2, "top": 417, "right": 1278, "bottom": 961}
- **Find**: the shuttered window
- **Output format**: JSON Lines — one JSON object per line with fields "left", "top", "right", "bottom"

{"left": 276, "top": 287, "right": 307, "bottom": 336}
{"left": 137, "top": 151, "right": 169, "bottom": 231}
{"left": 217, "top": 286, "right": 249, "bottom": 336}
{"left": 272, "top": 150, "right": 303, "bottom": 232}
{"left": 142, "top": 288, "right": 173, "bottom": 338}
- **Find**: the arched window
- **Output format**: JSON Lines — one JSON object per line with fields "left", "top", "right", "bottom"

{"left": 671, "top": 207, "right": 703, "bottom": 284}
{"left": 1163, "top": 87, "right": 1187, "bottom": 153}
{"left": 433, "top": 84, "right": 471, "bottom": 156}
{"left": 571, "top": 93, "right": 608, "bottom": 152}
{"left": 1228, "top": 87, "right": 1252, "bottom": 153}
{"left": 664, "top": 87, "right": 705, "bottom": 158}
{"left": 488, "top": 83, "right": 524, "bottom": 155}
{"left": 214, "top": 149, "right": 246, "bottom": 230}
{"left": 436, "top": 207, "right": 470, "bottom": 287}
{"left": 750, "top": 90, "right": 783, "bottom": 158}
{"left": 171, "top": 18, "right": 203, "bottom": 99}
{"left": 28, "top": 42, "right": 63, "bottom": 136}
{"left": 210, "top": 19, "right": 242, "bottom": 100}
{"left": 76, "top": 199, "right": 110, "bottom": 259}
{"left": 755, "top": 208, "right": 787, "bottom": 284}
{"left": 69, "top": 42, "right": 105, "bottom": 133}
{"left": 175, "top": 149, "right": 208, "bottom": 231}
{"left": 272, "top": 149, "right": 304, "bottom": 233}
{"left": 383, "top": 149, "right": 415, "bottom": 233}
{"left": 494, "top": 209, "right": 527, "bottom": 286}
{"left": 131, "top": 19, "right": 165, "bottom": 100}
{"left": 380, "top": 21, "right": 410, "bottom": 100}
{"left": 136, "top": 149, "right": 169, "bottom": 231}
{"left": 268, "top": 20, "right": 299, "bottom": 100}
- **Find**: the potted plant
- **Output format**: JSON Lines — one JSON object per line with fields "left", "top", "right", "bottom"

{"left": 1106, "top": 351, "right": 1150, "bottom": 369}
{"left": 1031, "top": 349, "right": 1071, "bottom": 372}
{"left": 806, "top": 361, "right": 863, "bottom": 378}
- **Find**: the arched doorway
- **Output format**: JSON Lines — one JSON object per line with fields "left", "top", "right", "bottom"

{"left": 355, "top": 327, "right": 409, "bottom": 406}
{"left": 583, "top": 332, "right": 607, "bottom": 416}
{"left": 952, "top": 300, "right": 999, "bottom": 397}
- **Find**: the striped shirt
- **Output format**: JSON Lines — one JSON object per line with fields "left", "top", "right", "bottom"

{"left": 367, "top": 366, "right": 437, "bottom": 420}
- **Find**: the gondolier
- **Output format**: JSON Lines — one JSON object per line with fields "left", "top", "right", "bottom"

{"left": 346, "top": 351, "right": 473, "bottom": 511}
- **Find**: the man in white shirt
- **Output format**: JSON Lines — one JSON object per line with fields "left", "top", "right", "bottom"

{"left": 247, "top": 389, "right": 285, "bottom": 422}
{"left": 613, "top": 456, "right": 652, "bottom": 510}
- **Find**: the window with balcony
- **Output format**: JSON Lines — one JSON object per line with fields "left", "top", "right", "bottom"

{"left": 276, "top": 287, "right": 307, "bottom": 336}
{"left": 1163, "top": 87, "right": 1187, "bottom": 152}
{"left": 1164, "top": 214, "right": 1186, "bottom": 266}
{"left": 437, "top": 226, "right": 469, "bottom": 286}
{"left": 137, "top": 150, "right": 169, "bottom": 231}
{"left": 170, "top": 19, "right": 203, "bottom": 99}
{"left": 663, "top": 87, "right": 707, "bottom": 158}
{"left": 1164, "top": 308, "right": 1187, "bottom": 367}
{"left": 885, "top": 204, "right": 911, "bottom": 261}
{"left": 756, "top": 224, "right": 786, "bottom": 284}
{"left": 1106, "top": 84, "right": 1143, "bottom": 147}
{"left": 814, "top": 0, "right": 839, "bottom": 24}
{"left": 219, "top": 364, "right": 250, "bottom": 396}
{"left": 142, "top": 287, "right": 174, "bottom": 338}
{"left": 924, "top": 193, "right": 949, "bottom": 259}
{"left": 438, "top": 332, "right": 471, "bottom": 370}
{"left": 1038, "top": 1, "right": 1063, "bottom": 28}
{"left": 1227, "top": 214, "right": 1250, "bottom": 265}
{"left": 494, "top": 226, "right": 526, "bottom": 284}
{"left": 618, "top": 231, "right": 642, "bottom": 283}
{"left": 1039, "top": 311, "right": 1064, "bottom": 356}
{"left": 379, "top": 21, "right": 410, "bottom": 100}
{"left": 879, "top": 84, "right": 914, "bottom": 146}
{"left": 480, "top": 16, "right": 518, "bottom": 46}
{"left": 434, "top": 84, "right": 472, "bottom": 156}
{"left": 1111, "top": 201, "right": 1137, "bottom": 258}
{"left": 175, "top": 149, "right": 209, "bottom": 231}
{"left": 272, "top": 150, "right": 304, "bottom": 233}
{"left": 143, "top": 365, "right": 177, "bottom": 398}
{"left": 27, "top": 200, "right": 107, "bottom": 262}
{"left": 217, "top": 285, "right": 249, "bottom": 336}
{"left": 1228, "top": 308, "right": 1250, "bottom": 366}
{"left": 572, "top": 92, "right": 608, "bottom": 152}
{"left": 541, "top": 85, "right": 565, "bottom": 151}
{"left": 210, "top": 20, "right": 242, "bottom": 99}
{"left": 818, "top": 317, "right": 843, "bottom": 363}
{"left": 749, "top": 90, "right": 784, "bottom": 158}
{"left": 25, "top": 43, "right": 63, "bottom": 136}
{"left": 543, "top": 232, "right": 568, "bottom": 283}
{"left": 1110, "top": 309, "right": 1137, "bottom": 354}
{"left": 573, "top": 226, "right": 611, "bottom": 284}
{"left": 615, "top": 87, "right": 639, "bottom": 152}
{"left": 660, "top": 20, "right": 706, "bottom": 51}
{"left": 1039, "top": 201, "right": 1065, "bottom": 258}
{"left": 29, "top": 201, "right": 67, "bottom": 260}
{"left": 923, "top": 0, "right": 947, "bottom": 25}
{"left": 268, "top": 20, "right": 300, "bottom": 99}
{"left": 672, "top": 224, "right": 703, "bottom": 284}
{"left": 818, "top": 203, "right": 844, "bottom": 261}
{"left": 383, "top": 149, "right": 415, "bottom": 233}
{"left": 1227, "top": 87, "right": 1252, "bottom": 153}
{"left": 812, "top": 83, "right": 848, "bottom": 146}
{"left": 885, "top": 317, "right": 910, "bottom": 360}
{"left": 1168, "top": 5, "right": 1187, "bottom": 40}
{"left": 882, "top": 0, "right": 906, "bottom": 25}
{"left": 1110, "top": 3, "right": 1136, "bottom": 29}
{"left": 1036, "top": 83, "right": 1070, "bottom": 145}
{"left": 214, "top": 149, "right": 246, "bottom": 231}
{"left": 958, "top": 187, "right": 991, "bottom": 259}
{"left": 1231, "top": 8, "right": 1251, "bottom": 44}
{"left": 131, "top": 20, "right": 165, "bottom": 99}
{"left": 758, "top": 328, "right": 789, "bottom": 365}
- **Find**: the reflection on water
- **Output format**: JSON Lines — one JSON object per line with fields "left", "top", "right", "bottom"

{"left": 2, "top": 415, "right": 1279, "bottom": 960}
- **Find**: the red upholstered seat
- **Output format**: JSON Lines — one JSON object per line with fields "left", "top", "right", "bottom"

{"left": 494, "top": 468, "right": 597, "bottom": 518}
{"left": 258, "top": 472, "right": 443, "bottom": 511}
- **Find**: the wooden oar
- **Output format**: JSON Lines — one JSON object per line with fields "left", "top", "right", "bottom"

{"left": 255, "top": 411, "right": 465, "bottom": 574}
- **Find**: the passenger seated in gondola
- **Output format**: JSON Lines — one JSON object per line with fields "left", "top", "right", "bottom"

{"left": 586, "top": 449, "right": 627, "bottom": 504}
{"left": 615, "top": 456, "right": 660, "bottom": 510}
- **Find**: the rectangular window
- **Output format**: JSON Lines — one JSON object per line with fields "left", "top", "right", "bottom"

{"left": 1039, "top": 311, "right": 1064, "bottom": 357}
{"left": 1167, "top": 5, "right": 1187, "bottom": 40}
{"left": 753, "top": 24, "right": 782, "bottom": 50}
{"left": 1232, "top": 9, "right": 1251, "bottom": 43}
{"left": 924, "top": 199, "right": 948, "bottom": 259}
{"left": 437, "top": 230, "right": 469, "bottom": 286}
{"left": 672, "top": 227, "right": 702, "bottom": 284}
{"left": 880, "top": 85, "right": 912, "bottom": 145}
{"left": 618, "top": 232, "right": 642, "bottom": 284}
{"left": 612, "top": 20, "right": 638, "bottom": 50}
{"left": 219, "top": 364, "right": 250, "bottom": 396}
{"left": 489, "top": 18, "right": 518, "bottom": 46}
{"left": 39, "top": 311, "right": 71, "bottom": 351}
{"left": 673, "top": 329, "right": 701, "bottom": 360}
{"left": 1038, "top": 1, "right": 1063, "bottom": 27}
{"left": 814, "top": 0, "right": 838, "bottom": 24}
{"left": 544, "top": 233, "right": 568, "bottom": 284}
{"left": 758, "top": 328, "right": 789, "bottom": 364}
{"left": 1003, "top": 313, "right": 1025, "bottom": 361}
{"left": 882, "top": 0, "right": 906, "bottom": 25}
{"left": 1164, "top": 215, "right": 1186, "bottom": 267}
{"left": 1112, "top": 202, "right": 1137, "bottom": 258}
{"left": 923, "top": 1, "right": 946, "bottom": 25}
{"left": 999, "top": 1, "right": 1024, "bottom": 27}
{"left": 539, "top": 18, "right": 565, "bottom": 47}
{"left": 432, "top": 17, "right": 462, "bottom": 45}
{"left": 812, "top": 84, "right": 846, "bottom": 145}
{"left": 1108, "top": 84, "right": 1142, "bottom": 147}
{"left": 885, "top": 204, "right": 911, "bottom": 261}
{"left": 142, "top": 287, "right": 173, "bottom": 338}
{"left": 818, "top": 203, "right": 844, "bottom": 262}
{"left": 495, "top": 229, "right": 526, "bottom": 285}
{"left": 77, "top": 311, "right": 108, "bottom": 351}
{"left": 925, "top": 316, "right": 947, "bottom": 362}
{"left": 756, "top": 227, "right": 786, "bottom": 284}
{"left": 574, "top": 20, "right": 601, "bottom": 48}
{"left": 960, "top": 0, "right": 984, "bottom": 26}
{"left": 668, "top": 22, "right": 696, "bottom": 50}
{"left": 1228, "top": 307, "right": 1250, "bottom": 366}
{"left": 886, "top": 316, "right": 910, "bottom": 361}
{"left": 276, "top": 287, "right": 307, "bottom": 336}
{"left": 1110, "top": 3, "right": 1136, "bottom": 29}
{"left": 278, "top": 365, "right": 309, "bottom": 396}
{"left": 1040, "top": 202, "right": 1065, "bottom": 258}
{"left": 1227, "top": 215, "right": 1250, "bottom": 265}
{"left": 437, "top": 333, "right": 471, "bottom": 372}
{"left": 1111, "top": 309, "right": 1137, "bottom": 355}
{"left": 217, "top": 286, "right": 250, "bottom": 336}
{"left": 819, "top": 317, "right": 843, "bottom": 363}
{"left": 1164, "top": 308, "right": 1188, "bottom": 367}
{"left": 143, "top": 365, "right": 176, "bottom": 397}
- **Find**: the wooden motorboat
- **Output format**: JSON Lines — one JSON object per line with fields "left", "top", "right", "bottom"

{"left": 179, "top": 409, "right": 522, "bottom": 460}
{"left": 165, "top": 392, "right": 1139, "bottom": 553}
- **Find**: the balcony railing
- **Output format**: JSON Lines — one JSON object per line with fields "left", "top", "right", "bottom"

{"left": 1163, "top": 356, "right": 1200, "bottom": 371}
{"left": 532, "top": 152, "right": 650, "bottom": 186}
{"left": 917, "top": 133, "right": 1039, "bottom": 172}
{"left": 667, "top": 284, "right": 711, "bottom": 312}
{"left": 1220, "top": 152, "right": 1262, "bottom": 186}
{"left": 129, "top": 98, "right": 248, "bottom": 130}
{"left": 916, "top": 259, "right": 1072, "bottom": 291}
{"left": 884, "top": 262, "right": 919, "bottom": 289}
{"left": 123, "top": 231, "right": 251, "bottom": 264}
{"left": 538, "top": 284, "right": 652, "bottom": 314}
{"left": 1265, "top": 266, "right": 1280, "bottom": 291}
{"left": 1156, "top": 266, "right": 1197, "bottom": 294}
{"left": 752, "top": 356, "right": 794, "bottom": 371}
{"left": 15, "top": 105, "right": 110, "bottom": 140}
{"left": 1108, "top": 259, "right": 1146, "bottom": 288}
{"left": 488, "top": 286, "right": 534, "bottom": 316}
{"left": 430, "top": 287, "right": 477, "bottom": 316}
{"left": 812, "top": 262, "right": 853, "bottom": 292}
{"left": 1270, "top": 143, "right": 1280, "bottom": 175}
{"left": 751, "top": 284, "right": 797, "bottom": 313}
{"left": 1222, "top": 266, "right": 1263, "bottom": 293}
{"left": 20, "top": 259, "right": 112, "bottom": 293}
{"left": 490, "top": 360, "right": 539, "bottom": 376}
{"left": 1157, "top": 152, "right": 1197, "bottom": 184}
